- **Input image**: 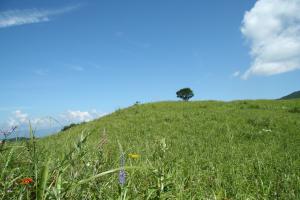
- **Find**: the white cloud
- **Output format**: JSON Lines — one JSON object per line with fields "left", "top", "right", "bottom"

{"left": 7, "top": 118, "right": 18, "bottom": 127}
{"left": 241, "top": 0, "right": 300, "bottom": 79}
{"left": 6, "top": 110, "right": 53, "bottom": 129}
{"left": 62, "top": 110, "right": 92, "bottom": 122}
{"left": 14, "top": 110, "right": 28, "bottom": 123}
{"left": 4, "top": 109, "right": 105, "bottom": 133}
{"left": 0, "top": 4, "right": 80, "bottom": 28}
{"left": 61, "top": 110, "right": 105, "bottom": 123}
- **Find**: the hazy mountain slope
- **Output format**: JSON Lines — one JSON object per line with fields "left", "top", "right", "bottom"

{"left": 280, "top": 90, "right": 300, "bottom": 100}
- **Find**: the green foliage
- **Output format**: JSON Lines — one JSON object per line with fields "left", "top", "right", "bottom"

{"left": 288, "top": 106, "right": 300, "bottom": 113}
{"left": 176, "top": 88, "right": 194, "bottom": 101}
{"left": 1, "top": 100, "right": 300, "bottom": 199}
{"left": 61, "top": 123, "right": 78, "bottom": 132}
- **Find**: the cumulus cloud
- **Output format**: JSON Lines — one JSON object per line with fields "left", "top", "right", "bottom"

{"left": 0, "top": 4, "right": 80, "bottom": 28}
{"left": 7, "top": 110, "right": 53, "bottom": 129}
{"left": 61, "top": 110, "right": 92, "bottom": 122}
{"left": 5, "top": 109, "right": 104, "bottom": 131}
{"left": 241, "top": 0, "right": 300, "bottom": 79}
{"left": 1, "top": 109, "right": 105, "bottom": 137}
{"left": 60, "top": 110, "right": 104, "bottom": 123}
{"left": 13, "top": 110, "right": 28, "bottom": 124}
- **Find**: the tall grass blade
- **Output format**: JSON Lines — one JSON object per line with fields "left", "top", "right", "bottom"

{"left": 76, "top": 166, "right": 140, "bottom": 186}
{"left": 37, "top": 159, "right": 50, "bottom": 200}
{"left": 1, "top": 147, "right": 14, "bottom": 180}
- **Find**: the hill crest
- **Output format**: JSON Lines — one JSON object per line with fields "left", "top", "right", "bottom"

{"left": 280, "top": 90, "right": 300, "bottom": 100}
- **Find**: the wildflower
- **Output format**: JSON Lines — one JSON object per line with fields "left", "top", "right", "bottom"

{"left": 20, "top": 178, "right": 33, "bottom": 185}
{"left": 128, "top": 153, "right": 140, "bottom": 159}
{"left": 119, "top": 168, "right": 126, "bottom": 186}
{"left": 119, "top": 152, "right": 126, "bottom": 186}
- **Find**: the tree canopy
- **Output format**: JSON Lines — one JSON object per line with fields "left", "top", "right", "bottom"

{"left": 176, "top": 88, "right": 194, "bottom": 101}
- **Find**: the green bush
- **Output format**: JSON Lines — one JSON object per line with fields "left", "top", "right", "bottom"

{"left": 61, "top": 123, "right": 78, "bottom": 132}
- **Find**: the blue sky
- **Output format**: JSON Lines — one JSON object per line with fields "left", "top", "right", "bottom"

{"left": 0, "top": 0, "right": 300, "bottom": 135}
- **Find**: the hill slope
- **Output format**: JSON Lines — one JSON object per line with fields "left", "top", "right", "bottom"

{"left": 2, "top": 100, "right": 300, "bottom": 199}
{"left": 280, "top": 90, "right": 300, "bottom": 100}
{"left": 40, "top": 100, "right": 300, "bottom": 199}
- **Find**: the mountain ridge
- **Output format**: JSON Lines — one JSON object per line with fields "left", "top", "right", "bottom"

{"left": 280, "top": 90, "right": 300, "bottom": 100}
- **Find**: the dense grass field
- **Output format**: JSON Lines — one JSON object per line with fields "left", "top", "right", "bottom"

{"left": 1, "top": 100, "right": 300, "bottom": 199}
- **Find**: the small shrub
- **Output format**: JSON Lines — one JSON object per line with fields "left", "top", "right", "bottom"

{"left": 61, "top": 123, "right": 78, "bottom": 132}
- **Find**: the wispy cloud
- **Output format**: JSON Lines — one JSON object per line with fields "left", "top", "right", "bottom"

{"left": 0, "top": 4, "right": 80, "bottom": 28}
{"left": 12, "top": 110, "right": 28, "bottom": 124}
{"left": 5, "top": 109, "right": 105, "bottom": 131}
{"left": 7, "top": 110, "right": 54, "bottom": 129}
{"left": 60, "top": 110, "right": 105, "bottom": 123}
{"left": 61, "top": 62, "right": 104, "bottom": 72}
{"left": 241, "top": 0, "right": 300, "bottom": 79}
{"left": 232, "top": 71, "right": 240, "bottom": 77}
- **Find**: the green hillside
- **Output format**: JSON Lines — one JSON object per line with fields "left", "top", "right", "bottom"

{"left": 1, "top": 100, "right": 300, "bottom": 199}
{"left": 280, "top": 90, "right": 300, "bottom": 100}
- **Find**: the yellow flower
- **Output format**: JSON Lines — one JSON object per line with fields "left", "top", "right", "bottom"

{"left": 128, "top": 153, "right": 140, "bottom": 159}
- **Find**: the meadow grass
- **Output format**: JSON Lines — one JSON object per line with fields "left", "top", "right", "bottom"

{"left": 0, "top": 100, "right": 300, "bottom": 199}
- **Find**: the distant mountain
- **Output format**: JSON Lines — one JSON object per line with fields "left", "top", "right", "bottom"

{"left": 6, "top": 137, "right": 30, "bottom": 142}
{"left": 0, "top": 126, "right": 61, "bottom": 140}
{"left": 280, "top": 91, "right": 300, "bottom": 100}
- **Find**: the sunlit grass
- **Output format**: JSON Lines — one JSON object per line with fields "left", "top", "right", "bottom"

{"left": 1, "top": 100, "right": 300, "bottom": 199}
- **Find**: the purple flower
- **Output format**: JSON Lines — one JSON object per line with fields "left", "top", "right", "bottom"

{"left": 119, "top": 152, "right": 126, "bottom": 186}
{"left": 119, "top": 168, "right": 126, "bottom": 186}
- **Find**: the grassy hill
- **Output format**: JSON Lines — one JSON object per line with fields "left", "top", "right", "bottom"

{"left": 280, "top": 90, "right": 300, "bottom": 100}
{"left": 1, "top": 100, "right": 300, "bottom": 199}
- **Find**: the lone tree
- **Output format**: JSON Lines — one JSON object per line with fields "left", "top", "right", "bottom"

{"left": 176, "top": 88, "right": 194, "bottom": 101}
